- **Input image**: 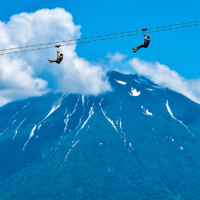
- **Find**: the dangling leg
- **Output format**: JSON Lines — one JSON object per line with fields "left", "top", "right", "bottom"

{"left": 135, "top": 45, "right": 142, "bottom": 51}
{"left": 133, "top": 44, "right": 148, "bottom": 53}
{"left": 48, "top": 58, "right": 56, "bottom": 63}
{"left": 132, "top": 45, "right": 141, "bottom": 53}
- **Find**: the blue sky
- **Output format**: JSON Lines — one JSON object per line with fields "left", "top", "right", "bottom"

{"left": 1, "top": 0, "right": 199, "bottom": 78}
{"left": 0, "top": 0, "right": 199, "bottom": 106}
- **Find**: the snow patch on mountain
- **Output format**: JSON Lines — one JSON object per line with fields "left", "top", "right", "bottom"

{"left": 22, "top": 102, "right": 30, "bottom": 109}
{"left": 11, "top": 111, "right": 19, "bottom": 119}
{"left": 76, "top": 104, "right": 94, "bottom": 136}
{"left": 23, "top": 125, "right": 36, "bottom": 151}
{"left": 13, "top": 118, "right": 27, "bottom": 141}
{"left": 119, "top": 118, "right": 126, "bottom": 145}
{"left": 166, "top": 100, "right": 194, "bottom": 136}
{"left": 41, "top": 93, "right": 68, "bottom": 125}
{"left": 38, "top": 124, "right": 42, "bottom": 130}
{"left": 152, "top": 86, "right": 162, "bottom": 89}
{"left": 141, "top": 106, "right": 153, "bottom": 116}
{"left": 87, "top": 96, "right": 89, "bottom": 105}
{"left": 146, "top": 110, "right": 153, "bottom": 116}
{"left": 180, "top": 146, "right": 184, "bottom": 150}
{"left": 82, "top": 95, "right": 85, "bottom": 106}
{"left": 99, "top": 99, "right": 118, "bottom": 132}
{"left": 12, "top": 120, "right": 16, "bottom": 124}
{"left": 0, "top": 127, "right": 8, "bottom": 136}
{"left": 133, "top": 79, "right": 141, "bottom": 84}
{"left": 64, "top": 149, "right": 72, "bottom": 162}
{"left": 120, "top": 118, "right": 122, "bottom": 132}
{"left": 129, "top": 88, "right": 140, "bottom": 96}
{"left": 145, "top": 88, "right": 154, "bottom": 91}
{"left": 72, "top": 140, "right": 79, "bottom": 148}
{"left": 63, "top": 98, "right": 79, "bottom": 134}
{"left": 75, "top": 108, "right": 85, "bottom": 130}
{"left": 115, "top": 79, "right": 127, "bottom": 85}
{"left": 45, "top": 104, "right": 61, "bottom": 120}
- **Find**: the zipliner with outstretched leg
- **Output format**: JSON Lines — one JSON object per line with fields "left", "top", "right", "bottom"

{"left": 48, "top": 51, "right": 63, "bottom": 64}
{"left": 132, "top": 34, "right": 151, "bottom": 53}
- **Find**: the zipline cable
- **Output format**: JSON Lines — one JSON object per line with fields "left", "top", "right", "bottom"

{"left": 145, "top": 20, "right": 200, "bottom": 31}
{"left": 0, "top": 20, "right": 199, "bottom": 53}
{"left": 0, "top": 22, "right": 199, "bottom": 56}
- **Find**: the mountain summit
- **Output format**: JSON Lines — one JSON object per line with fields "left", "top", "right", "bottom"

{"left": 0, "top": 71, "right": 200, "bottom": 200}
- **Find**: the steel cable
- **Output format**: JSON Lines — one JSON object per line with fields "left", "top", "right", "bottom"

{"left": 0, "top": 20, "right": 199, "bottom": 52}
{"left": 0, "top": 22, "right": 199, "bottom": 56}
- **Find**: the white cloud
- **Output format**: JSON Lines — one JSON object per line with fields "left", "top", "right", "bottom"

{"left": 129, "top": 58, "right": 200, "bottom": 103}
{"left": 0, "top": 8, "right": 111, "bottom": 106}
{"left": 105, "top": 52, "right": 132, "bottom": 75}
{"left": 106, "top": 52, "right": 127, "bottom": 63}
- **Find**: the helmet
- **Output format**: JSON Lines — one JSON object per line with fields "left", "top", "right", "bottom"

{"left": 147, "top": 35, "right": 151, "bottom": 38}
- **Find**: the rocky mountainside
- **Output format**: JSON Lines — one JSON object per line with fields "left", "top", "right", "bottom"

{"left": 0, "top": 71, "right": 200, "bottom": 200}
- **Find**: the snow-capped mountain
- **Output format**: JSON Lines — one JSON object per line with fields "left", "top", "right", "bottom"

{"left": 1, "top": 71, "right": 200, "bottom": 200}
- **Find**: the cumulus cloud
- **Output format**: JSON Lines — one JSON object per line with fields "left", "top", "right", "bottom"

{"left": 129, "top": 58, "right": 200, "bottom": 103}
{"left": 105, "top": 52, "right": 132, "bottom": 75}
{"left": 0, "top": 8, "right": 111, "bottom": 106}
{"left": 0, "top": 56, "right": 48, "bottom": 105}
{"left": 106, "top": 52, "right": 127, "bottom": 63}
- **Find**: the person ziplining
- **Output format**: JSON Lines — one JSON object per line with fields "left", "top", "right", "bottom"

{"left": 48, "top": 45, "right": 63, "bottom": 64}
{"left": 132, "top": 28, "right": 151, "bottom": 53}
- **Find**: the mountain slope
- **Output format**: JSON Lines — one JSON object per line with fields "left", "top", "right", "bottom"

{"left": 0, "top": 71, "right": 200, "bottom": 200}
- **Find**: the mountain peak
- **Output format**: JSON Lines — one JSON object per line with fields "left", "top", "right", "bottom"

{"left": 108, "top": 70, "right": 159, "bottom": 88}
{"left": 0, "top": 71, "right": 200, "bottom": 199}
